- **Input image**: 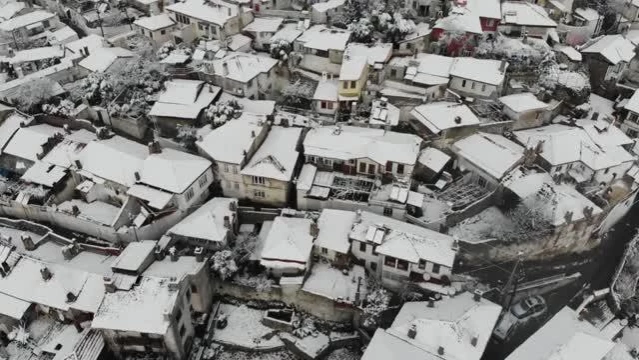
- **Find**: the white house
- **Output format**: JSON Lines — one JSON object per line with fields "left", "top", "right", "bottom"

{"left": 206, "top": 52, "right": 277, "bottom": 99}
{"left": 134, "top": 14, "right": 176, "bottom": 46}
{"left": 0, "top": 11, "right": 62, "bottom": 50}
{"left": 349, "top": 211, "right": 457, "bottom": 290}
{"left": 260, "top": 216, "right": 315, "bottom": 277}
{"left": 312, "top": 79, "right": 339, "bottom": 116}
{"left": 499, "top": 92, "right": 549, "bottom": 130}
{"left": 499, "top": 1, "right": 557, "bottom": 40}
{"left": 295, "top": 25, "right": 351, "bottom": 75}
{"left": 196, "top": 113, "right": 269, "bottom": 199}
{"left": 409, "top": 102, "right": 481, "bottom": 141}
{"left": 363, "top": 292, "right": 501, "bottom": 360}
{"left": 580, "top": 35, "right": 635, "bottom": 95}
{"left": 448, "top": 57, "right": 508, "bottom": 99}
{"left": 623, "top": 88, "right": 639, "bottom": 137}
{"left": 241, "top": 17, "right": 283, "bottom": 50}
{"left": 240, "top": 126, "right": 302, "bottom": 206}
{"left": 514, "top": 122, "right": 636, "bottom": 185}
{"left": 452, "top": 132, "right": 525, "bottom": 187}
{"left": 311, "top": 0, "right": 346, "bottom": 24}
{"left": 313, "top": 208, "right": 357, "bottom": 266}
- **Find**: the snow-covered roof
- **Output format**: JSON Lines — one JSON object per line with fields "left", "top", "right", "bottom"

{"left": 418, "top": 147, "right": 450, "bottom": 173}
{"left": 364, "top": 292, "right": 501, "bottom": 360}
{"left": 0, "top": 292, "right": 30, "bottom": 319}
{"left": 218, "top": 92, "right": 276, "bottom": 115}
{"left": 574, "top": 7, "right": 600, "bottom": 21}
{"left": 0, "top": 112, "right": 29, "bottom": 154}
{"left": 0, "top": 248, "right": 104, "bottom": 313}
{"left": 42, "top": 130, "right": 96, "bottom": 168}
{"left": 580, "top": 35, "right": 635, "bottom": 65}
{"left": 344, "top": 43, "right": 392, "bottom": 66}
{"left": 297, "top": 25, "right": 351, "bottom": 52}
{"left": 502, "top": 167, "right": 603, "bottom": 226}
{"left": 211, "top": 52, "right": 277, "bottom": 83}
{"left": 134, "top": 13, "right": 175, "bottom": 31}
{"left": 149, "top": 80, "right": 219, "bottom": 119}
{"left": 92, "top": 276, "right": 178, "bottom": 334}
{"left": 499, "top": 92, "right": 548, "bottom": 113}
{"left": 557, "top": 45, "right": 582, "bottom": 61}
{"left": 260, "top": 216, "right": 314, "bottom": 269}
{"left": 404, "top": 54, "right": 455, "bottom": 86}
{"left": 4, "top": 124, "right": 62, "bottom": 162}
{"left": 65, "top": 34, "right": 105, "bottom": 55}
{"left": 315, "top": 209, "right": 356, "bottom": 254}
{"left": 197, "top": 113, "right": 265, "bottom": 165}
{"left": 513, "top": 123, "right": 634, "bottom": 170}
{"left": 0, "top": 1, "right": 25, "bottom": 21}
{"left": 127, "top": 184, "right": 173, "bottom": 209}
{"left": 453, "top": 133, "right": 524, "bottom": 180}
{"left": 9, "top": 46, "right": 65, "bottom": 64}
{"left": 626, "top": 29, "right": 639, "bottom": 46}
{"left": 47, "top": 26, "right": 78, "bottom": 45}
{"left": 313, "top": 79, "right": 339, "bottom": 101}
{"left": 411, "top": 102, "right": 481, "bottom": 134}
{"left": 434, "top": 6, "right": 483, "bottom": 34}
{"left": 297, "top": 163, "right": 316, "bottom": 192}
{"left": 0, "top": 10, "right": 55, "bottom": 31}
{"left": 168, "top": 197, "right": 236, "bottom": 243}
{"left": 402, "top": 22, "right": 431, "bottom": 43}
{"left": 143, "top": 256, "right": 205, "bottom": 280}
{"left": 625, "top": 89, "right": 639, "bottom": 114}
{"left": 449, "top": 57, "right": 507, "bottom": 85}
{"left": 138, "top": 148, "right": 211, "bottom": 194}
{"left": 302, "top": 263, "right": 365, "bottom": 303}
{"left": 21, "top": 161, "right": 67, "bottom": 187}
{"left": 506, "top": 307, "right": 614, "bottom": 360}
{"left": 466, "top": 0, "right": 501, "bottom": 19}
{"left": 339, "top": 56, "right": 367, "bottom": 81}
{"left": 312, "top": 0, "right": 345, "bottom": 12}
{"left": 227, "top": 33, "right": 252, "bottom": 51}
{"left": 269, "top": 23, "right": 303, "bottom": 44}
{"left": 76, "top": 136, "right": 148, "bottom": 187}
{"left": 240, "top": 126, "right": 301, "bottom": 182}
{"left": 501, "top": 1, "right": 557, "bottom": 27}
{"left": 304, "top": 125, "right": 422, "bottom": 165}
{"left": 370, "top": 99, "right": 400, "bottom": 127}
{"left": 79, "top": 47, "right": 135, "bottom": 72}
{"left": 242, "top": 17, "right": 283, "bottom": 33}
{"left": 166, "top": 0, "right": 238, "bottom": 26}
{"left": 350, "top": 211, "right": 456, "bottom": 265}
{"left": 111, "top": 240, "right": 157, "bottom": 273}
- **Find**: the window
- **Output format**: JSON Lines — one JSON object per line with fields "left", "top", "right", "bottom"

{"left": 198, "top": 174, "right": 208, "bottom": 188}
{"left": 54, "top": 344, "right": 62, "bottom": 351}
{"left": 191, "top": 284, "right": 198, "bottom": 293}
{"left": 371, "top": 262, "right": 377, "bottom": 271}
{"left": 406, "top": 43, "right": 413, "bottom": 50}
{"left": 359, "top": 242, "right": 367, "bottom": 252}
{"left": 184, "top": 187, "right": 194, "bottom": 201}
{"left": 486, "top": 19, "right": 494, "bottom": 26}
{"left": 462, "top": 80, "right": 467, "bottom": 87}
{"left": 373, "top": 246, "right": 378, "bottom": 255}
{"left": 627, "top": 129, "right": 638, "bottom": 138}
{"left": 481, "top": 83, "right": 487, "bottom": 92}
{"left": 477, "top": 177, "right": 487, "bottom": 188}
{"left": 327, "top": 102, "right": 334, "bottom": 110}
{"left": 321, "top": 101, "right": 327, "bottom": 109}
{"left": 234, "top": 182, "right": 240, "bottom": 190}
{"left": 432, "top": 263, "right": 441, "bottom": 274}
{"left": 359, "top": 162, "right": 366, "bottom": 173}
{"left": 42, "top": 20, "right": 50, "bottom": 28}
{"left": 149, "top": 32, "right": 154, "bottom": 39}
{"left": 323, "top": 158, "right": 333, "bottom": 166}
{"left": 254, "top": 190, "right": 266, "bottom": 198}
{"left": 350, "top": 81, "right": 357, "bottom": 89}
{"left": 390, "top": 69, "right": 397, "bottom": 78}
{"left": 223, "top": 164, "right": 230, "bottom": 172}
{"left": 384, "top": 256, "right": 397, "bottom": 267}
{"left": 556, "top": 165, "right": 563, "bottom": 172}
{"left": 179, "top": 325, "right": 186, "bottom": 337}
{"left": 161, "top": 29, "right": 166, "bottom": 35}
{"left": 307, "top": 155, "right": 316, "bottom": 163}
{"left": 186, "top": 289, "right": 191, "bottom": 301}
{"left": 368, "top": 164, "right": 375, "bottom": 174}
{"left": 397, "top": 163, "right": 404, "bottom": 174}
{"left": 604, "top": 168, "right": 610, "bottom": 174}
{"left": 471, "top": 82, "right": 476, "bottom": 90}
{"left": 321, "top": 247, "right": 328, "bottom": 254}
{"left": 418, "top": 259, "right": 426, "bottom": 269}
{"left": 247, "top": 79, "right": 253, "bottom": 88}
{"left": 232, "top": 166, "right": 238, "bottom": 174}
{"left": 629, "top": 113, "right": 639, "bottom": 123}
{"left": 383, "top": 207, "right": 393, "bottom": 217}
{"left": 252, "top": 176, "right": 265, "bottom": 185}
{"left": 397, "top": 259, "right": 409, "bottom": 271}
{"left": 343, "top": 82, "right": 349, "bottom": 89}
{"left": 176, "top": 309, "right": 182, "bottom": 322}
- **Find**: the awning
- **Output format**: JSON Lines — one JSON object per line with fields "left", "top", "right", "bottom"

{"left": 308, "top": 186, "right": 330, "bottom": 199}
{"left": 127, "top": 184, "right": 173, "bottom": 209}
{"left": 338, "top": 95, "right": 359, "bottom": 102}
{"left": 26, "top": 22, "right": 43, "bottom": 30}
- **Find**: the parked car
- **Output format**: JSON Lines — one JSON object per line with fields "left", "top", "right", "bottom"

{"left": 493, "top": 295, "right": 547, "bottom": 341}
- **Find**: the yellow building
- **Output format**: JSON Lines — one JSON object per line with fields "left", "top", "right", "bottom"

{"left": 338, "top": 56, "right": 368, "bottom": 106}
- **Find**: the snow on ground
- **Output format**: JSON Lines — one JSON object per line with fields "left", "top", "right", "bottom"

{"left": 326, "top": 348, "right": 361, "bottom": 360}
{"left": 212, "top": 304, "right": 284, "bottom": 350}
{"left": 449, "top": 206, "right": 513, "bottom": 243}
{"left": 215, "top": 350, "right": 298, "bottom": 360}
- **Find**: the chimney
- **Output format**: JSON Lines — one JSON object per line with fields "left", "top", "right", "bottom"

{"left": 154, "top": 245, "right": 165, "bottom": 261}
{"left": 499, "top": 59, "right": 507, "bottom": 73}
{"left": 83, "top": 46, "right": 89, "bottom": 56}
{"left": 148, "top": 140, "right": 161, "bottom": 154}
{"left": 40, "top": 266, "right": 52, "bottom": 281}
{"left": 322, "top": 71, "right": 328, "bottom": 81}
{"left": 428, "top": 299, "right": 434, "bottom": 308}
{"left": 222, "top": 61, "right": 229, "bottom": 76}
{"left": 74, "top": 159, "right": 82, "bottom": 169}
{"left": 454, "top": 116, "right": 462, "bottom": 124}
{"left": 407, "top": 324, "right": 417, "bottom": 339}
{"left": 310, "top": 222, "right": 319, "bottom": 237}
{"left": 438, "top": 346, "right": 445, "bottom": 356}
{"left": 7, "top": 48, "right": 14, "bottom": 58}
{"left": 63, "top": 124, "right": 71, "bottom": 134}
{"left": 134, "top": 171, "right": 140, "bottom": 181}
{"left": 169, "top": 246, "right": 178, "bottom": 262}
{"left": 229, "top": 201, "right": 237, "bottom": 211}
{"left": 66, "top": 291, "right": 77, "bottom": 303}
{"left": 251, "top": 130, "right": 255, "bottom": 138}
{"left": 471, "top": 336, "right": 478, "bottom": 347}
{"left": 473, "top": 290, "right": 482, "bottom": 302}
{"left": 103, "top": 276, "right": 116, "bottom": 293}
{"left": 195, "top": 246, "right": 204, "bottom": 262}
{"left": 21, "top": 234, "right": 35, "bottom": 251}
{"left": 223, "top": 215, "right": 231, "bottom": 229}
{"left": 355, "top": 209, "right": 362, "bottom": 223}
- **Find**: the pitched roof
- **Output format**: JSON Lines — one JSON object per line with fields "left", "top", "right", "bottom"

{"left": 260, "top": 217, "right": 314, "bottom": 269}
{"left": 139, "top": 148, "right": 211, "bottom": 194}
{"left": 149, "top": 80, "right": 220, "bottom": 119}
{"left": 449, "top": 57, "right": 507, "bottom": 85}
{"left": 166, "top": 0, "right": 238, "bottom": 26}
{"left": 111, "top": 240, "right": 157, "bottom": 273}
{"left": 240, "top": 126, "right": 301, "bottom": 182}
{"left": 76, "top": 136, "right": 148, "bottom": 187}
{"left": 4, "top": 124, "right": 63, "bottom": 162}
{"left": 315, "top": 209, "right": 357, "bottom": 254}
{"left": 134, "top": 13, "right": 175, "bottom": 31}
{"left": 453, "top": 133, "right": 524, "bottom": 180}
{"left": 499, "top": 92, "right": 548, "bottom": 113}
{"left": 79, "top": 47, "right": 135, "bottom": 72}
{"left": 501, "top": 1, "right": 557, "bottom": 27}
{"left": 242, "top": 17, "right": 283, "bottom": 33}
{"left": 168, "top": 197, "right": 236, "bottom": 243}
{"left": 0, "top": 10, "right": 55, "bottom": 31}
{"left": 197, "top": 114, "right": 266, "bottom": 165}
{"left": 297, "top": 25, "right": 352, "bottom": 51}
{"left": 580, "top": 35, "right": 635, "bottom": 65}
{"left": 434, "top": 6, "right": 483, "bottom": 34}
{"left": 411, "top": 102, "right": 481, "bottom": 134}
{"left": 339, "top": 56, "right": 367, "bottom": 81}
{"left": 211, "top": 52, "right": 277, "bottom": 83}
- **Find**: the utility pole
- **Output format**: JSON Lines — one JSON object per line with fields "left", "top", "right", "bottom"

{"left": 498, "top": 252, "right": 524, "bottom": 321}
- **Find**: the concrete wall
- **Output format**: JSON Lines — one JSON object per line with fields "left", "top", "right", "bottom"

{"left": 448, "top": 76, "right": 501, "bottom": 99}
